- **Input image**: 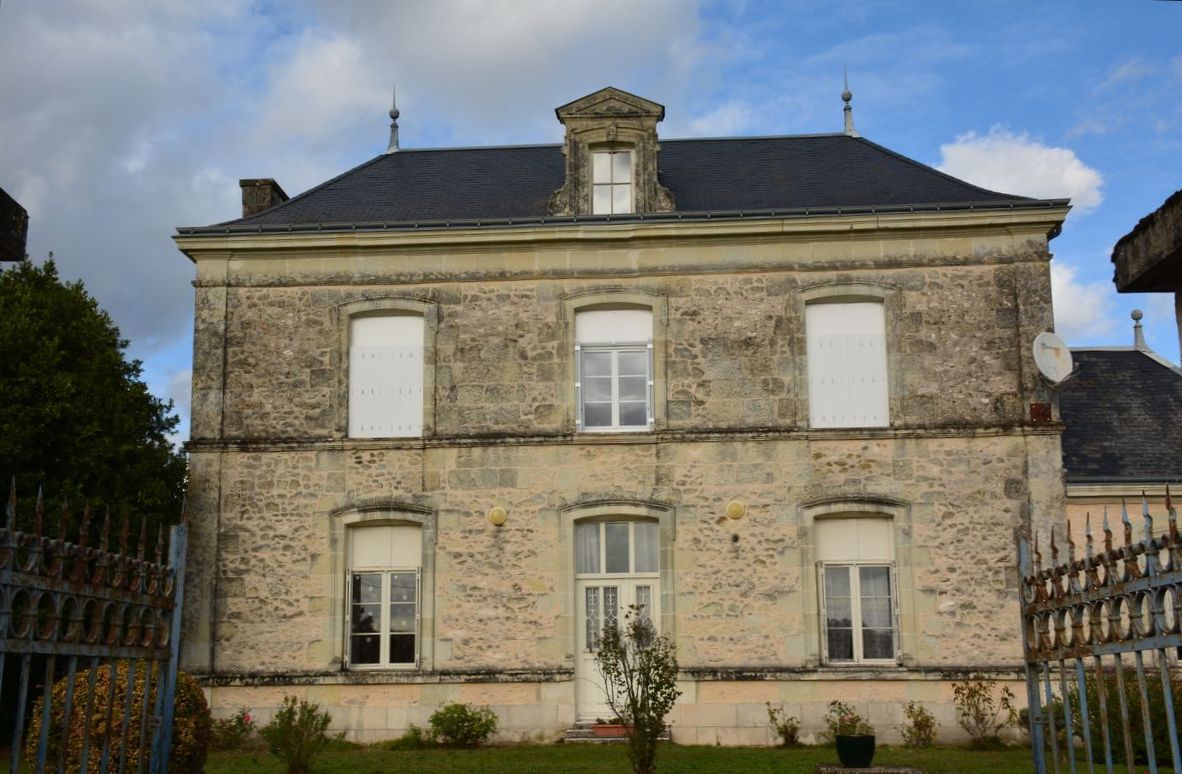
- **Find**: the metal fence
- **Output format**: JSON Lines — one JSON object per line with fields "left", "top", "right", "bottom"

{"left": 1018, "top": 492, "right": 1182, "bottom": 774}
{"left": 0, "top": 483, "right": 187, "bottom": 774}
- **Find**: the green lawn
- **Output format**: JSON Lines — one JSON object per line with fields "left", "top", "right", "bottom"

{"left": 206, "top": 743, "right": 1037, "bottom": 774}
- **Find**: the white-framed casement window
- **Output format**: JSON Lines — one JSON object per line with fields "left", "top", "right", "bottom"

{"left": 575, "top": 308, "right": 653, "bottom": 432}
{"left": 592, "top": 150, "right": 633, "bottom": 214}
{"left": 815, "top": 517, "right": 898, "bottom": 664}
{"left": 347, "top": 525, "right": 422, "bottom": 669}
{"left": 805, "top": 301, "right": 889, "bottom": 428}
{"left": 348, "top": 315, "right": 424, "bottom": 438}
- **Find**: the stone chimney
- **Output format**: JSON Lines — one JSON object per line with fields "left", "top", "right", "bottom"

{"left": 240, "top": 179, "right": 289, "bottom": 218}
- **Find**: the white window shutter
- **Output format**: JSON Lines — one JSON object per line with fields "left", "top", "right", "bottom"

{"left": 817, "top": 562, "right": 829, "bottom": 663}
{"left": 349, "top": 316, "right": 424, "bottom": 438}
{"left": 806, "top": 302, "right": 889, "bottom": 428}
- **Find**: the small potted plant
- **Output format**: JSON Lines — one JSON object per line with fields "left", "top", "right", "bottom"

{"left": 825, "top": 700, "right": 875, "bottom": 768}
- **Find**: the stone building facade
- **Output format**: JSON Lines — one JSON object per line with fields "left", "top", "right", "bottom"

{"left": 174, "top": 88, "right": 1070, "bottom": 744}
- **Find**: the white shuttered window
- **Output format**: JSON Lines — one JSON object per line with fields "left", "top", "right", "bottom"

{"left": 349, "top": 316, "right": 424, "bottom": 438}
{"left": 815, "top": 517, "right": 898, "bottom": 664}
{"left": 806, "top": 302, "right": 889, "bottom": 428}
{"left": 575, "top": 309, "right": 653, "bottom": 432}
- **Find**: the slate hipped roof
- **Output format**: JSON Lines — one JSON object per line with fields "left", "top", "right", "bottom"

{"left": 1059, "top": 349, "right": 1182, "bottom": 483}
{"left": 180, "top": 134, "right": 1064, "bottom": 234}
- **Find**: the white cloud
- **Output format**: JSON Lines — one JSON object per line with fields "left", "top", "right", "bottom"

{"left": 937, "top": 127, "right": 1104, "bottom": 211}
{"left": 1095, "top": 57, "right": 1152, "bottom": 92}
{"left": 1050, "top": 262, "right": 1118, "bottom": 343}
{"left": 687, "top": 101, "right": 754, "bottom": 136}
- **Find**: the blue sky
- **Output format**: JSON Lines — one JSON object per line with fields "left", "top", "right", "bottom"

{"left": 1, "top": 1, "right": 1179, "bottom": 443}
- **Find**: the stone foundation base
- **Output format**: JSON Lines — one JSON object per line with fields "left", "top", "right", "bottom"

{"left": 198, "top": 674, "right": 1026, "bottom": 747}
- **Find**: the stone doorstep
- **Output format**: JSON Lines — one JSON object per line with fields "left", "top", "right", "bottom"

{"left": 562, "top": 722, "right": 670, "bottom": 745}
{"left": 815, "top": 766, "right": 924, "bottom": 774}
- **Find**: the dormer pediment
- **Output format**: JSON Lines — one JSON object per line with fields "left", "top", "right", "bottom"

{"left": 548, "top": 87, "right": 675, "bottom": 217}
{"left": 555, "top": 87, "right": 665, "bottom": 122}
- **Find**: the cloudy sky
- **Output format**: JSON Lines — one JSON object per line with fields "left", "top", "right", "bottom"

{"left": 2, "top": 1, "right": 1180, "bottom": 442}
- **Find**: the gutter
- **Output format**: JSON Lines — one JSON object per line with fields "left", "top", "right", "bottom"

{"left": 176, "top": 198, "right": 1070, "bottom": 238}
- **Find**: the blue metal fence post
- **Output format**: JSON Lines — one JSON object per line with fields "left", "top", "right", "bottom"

{"left": 151, "top": 522, "right": 187, "bottom": 774}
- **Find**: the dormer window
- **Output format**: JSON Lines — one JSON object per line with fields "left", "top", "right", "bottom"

{"left": 548, "top": 87, "right": 675, "bottom": 217}
{"left": 592, "top": 150, "right": 633, "bottom": 214}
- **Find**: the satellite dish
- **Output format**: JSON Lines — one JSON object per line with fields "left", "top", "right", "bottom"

{"left": 1032, "top": 332, "right": 1074, "bottom": 384}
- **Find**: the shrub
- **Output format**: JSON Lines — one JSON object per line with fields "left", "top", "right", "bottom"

{"left": 823, "top": 700, "right": 872, "bottom": 741}
{"left": 260, "top": 696, "right": 332, "bottom": 774}
{"left": 211, "top": 706, "right": 257, "bottom": 750}
{"left": 1057, "top": 668, "right": 1182, "bottom": 766}
{"left": 373, "top": 724, "right": 432, "bottom": 750}
{"left": 427, "top": 703, "right": 498, "bottom": 747}
{"left": 900, "top": 700, "right": 938, "bottom": 748}
{"left": 765, "top": 703, "right": 800, "bottom": 747}
{"left": 24, "top": 664, "right": 210, "bottom": 774}
{"left": 596, "top": 605, "right": 682, "bottom": 774}
{"left": 952, "top": 673, "right": 1017, "bottom": 748}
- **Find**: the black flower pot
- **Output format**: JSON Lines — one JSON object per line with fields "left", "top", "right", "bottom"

{"left": 835, "top": 734, "right": 876, "bottom": 768}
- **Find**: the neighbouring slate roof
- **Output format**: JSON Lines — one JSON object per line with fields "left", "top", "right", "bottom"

{"left": 1059, "top": 349, "right": 1182, "bottom": 483}
{"left": 181, "top": 134, "right": 1063, "bottom": 234}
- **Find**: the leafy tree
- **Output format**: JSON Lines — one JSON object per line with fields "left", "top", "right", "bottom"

{"left": 596, "top": 606, "right": 681, "bottom": 774}
{"left": 0, "top": 258, "right": 185, "bottom": 540}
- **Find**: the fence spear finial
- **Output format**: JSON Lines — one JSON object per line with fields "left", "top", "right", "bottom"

{"left": 1050, "top": 526, "right": 1060, "bottom": 565}
{"left": 1121, "top": 498, "right": 1133, "bottom": 546}
{"left": 79, "top": 503, "right": 91, "bottom": 547}
{"left": 155, "top": 523, "right": 164, "bottom": 565}
{"left": 1085, "top": 513, "right": 1094, "bottom": 559}
{"left": 118, "top": 513, "right": 130, "bottom": 555}
{"left": 34, "top": 485, "right": 44, "bottom": 537}
{"left": 1066, "top": 518, "right": 1076, "bottom": 563}
{"left": 1033, "top": 529, "right": 1043, "bottom": 574}
{"left": 136, "top": 515, "right": 147, "bottom": 561}
{"left": 1142, "top": 490, "right": 1155, "bottom": 541}
{"left": 5, "top": 477, "right": 15, "bottom": 532}
{"left": 100, "top": 508, "right": 110, "bottom": 552}
{"left": 1168, "top": 484, "right": 1178, "bottom": 542}
{"left": 57, "top": 499, "right": 69, "bottom": 541}
{"left": 1103, "top": 507, "right": 1113, "bottom": 554}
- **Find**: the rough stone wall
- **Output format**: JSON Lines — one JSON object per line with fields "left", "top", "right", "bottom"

{"left": 181, "top": 216, "right": 1067, "bottom": 742}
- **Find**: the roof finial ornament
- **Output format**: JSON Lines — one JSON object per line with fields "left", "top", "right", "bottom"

{"left": 385, "top": 85, "right": 400, "bottom": 154}
{"left": 842, "top": 70, "right": 858, "bottom": 138}
{"left": 1132, "top": 308, "right": 1147, "bottom": 350}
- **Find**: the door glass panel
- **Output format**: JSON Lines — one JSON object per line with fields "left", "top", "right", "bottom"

{"left": 604, "top": 523, "right": 630, "bottom": 573}
{"left": 859, "top": 566, "right": 891, "bottom": 596}
{"left": 585, "top": 587, "right": 600, "bottom": 651}
{"left": 389, "top": 604, "right": 416, "bottom": 632}
{"left": 635, "top": 585, "right": 652, "bottom": 626}
{"left": 592, "top": 186, "right": 611, "bottom": 214}
{"left": 634, "top": 523, "right": 658, "bottom": 572}
{"left": 576, "top": 522, "right": 600, "bottom": 574}
{"left": 604, "top": 586, "right": 619, "bottom": 635}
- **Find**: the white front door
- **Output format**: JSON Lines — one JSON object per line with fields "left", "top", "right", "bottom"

{"left": 573, "top": 520, "right": 661, "bottom": 722}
